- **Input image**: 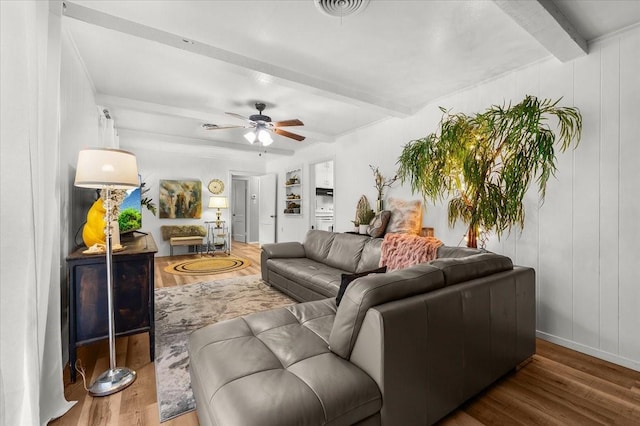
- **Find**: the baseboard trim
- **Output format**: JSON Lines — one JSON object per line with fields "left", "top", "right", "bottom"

{"left": 536, "top": 331, "right": 640, "bottom": 372}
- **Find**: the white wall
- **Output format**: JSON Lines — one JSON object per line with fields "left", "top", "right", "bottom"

{"left": 267, "top": 27, "right": 640, "bottom": 371}
{"left": 118, "top": 141, "right": 267, "bottom": 256}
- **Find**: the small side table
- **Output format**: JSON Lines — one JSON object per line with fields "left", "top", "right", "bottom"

{"left": 205, "top": 220, "right": 230, "bottom": 255}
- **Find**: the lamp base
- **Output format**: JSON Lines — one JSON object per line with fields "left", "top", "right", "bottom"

{"left": 88, "top": 367, "right": 137, "bottom": 397}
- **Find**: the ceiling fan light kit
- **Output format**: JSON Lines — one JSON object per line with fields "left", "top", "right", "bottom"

{"left": 244, "top": 127, "right": 273, "bottom": 146}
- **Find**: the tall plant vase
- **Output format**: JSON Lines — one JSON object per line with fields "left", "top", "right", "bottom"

{"left": 376, "top": 198, "right": 383, "bottom": 213}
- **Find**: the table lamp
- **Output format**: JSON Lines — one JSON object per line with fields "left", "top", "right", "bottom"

{"left": 74, "top": 148, "right": 139, "bottom": 396}
{"left": 208, "top": 196, "right": 228, "bottom": 228}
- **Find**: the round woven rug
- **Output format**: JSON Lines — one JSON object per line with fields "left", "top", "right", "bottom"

{"left": 164, "top": 256, "right": 251, "bottom": 275}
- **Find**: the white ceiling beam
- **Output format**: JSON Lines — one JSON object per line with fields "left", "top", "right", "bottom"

{"left": 118, "top": 128, "right": 295, "bottom": 157}
{"left": 97, "top": 94, "right": 334, "bottom": 144}
{"left": 493, "top": 0, "right": 588, "bottom": 62}
{"left": 97, "top": 94, "right": 220, "bottom": 122}
{"left": 63, "top": 1, "right": 412, "bottom": 117}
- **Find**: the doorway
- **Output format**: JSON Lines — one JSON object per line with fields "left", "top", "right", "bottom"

{"left": 230, "top": 172, "right": 276, "bottom": 245}
{"left": 310, "top": 159, "right": 335, "bottom": 232}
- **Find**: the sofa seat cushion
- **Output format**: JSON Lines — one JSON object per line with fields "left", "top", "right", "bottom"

{"left": 267, "top": 258, "right": 349, "bottom": 298}
{"left": 189, "top": 299, "right": 382, "bottom": 426}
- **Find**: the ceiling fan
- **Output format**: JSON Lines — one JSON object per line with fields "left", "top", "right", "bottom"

{"left": 204, "top": 102, "right": 305, "bottom": 145}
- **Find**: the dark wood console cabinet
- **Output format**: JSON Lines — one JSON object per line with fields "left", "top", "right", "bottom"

{"left": 66, "top": 234, "right": 157, "bottom": 382}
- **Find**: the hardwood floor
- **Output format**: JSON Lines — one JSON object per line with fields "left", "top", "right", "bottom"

{"left": 51, "top": 242, "right": 640, "bottom": 425}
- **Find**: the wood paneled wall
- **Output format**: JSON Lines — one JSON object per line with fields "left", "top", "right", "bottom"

{"left": 488, "top": 28, "right": 640, "bottom": 371}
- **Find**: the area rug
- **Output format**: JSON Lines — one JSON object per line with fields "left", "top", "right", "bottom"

{"left": 163, "top": 255, "right": 251, "bottom": 275}
{"left": 154, "top": 275, "right": 295, "bottom": 422}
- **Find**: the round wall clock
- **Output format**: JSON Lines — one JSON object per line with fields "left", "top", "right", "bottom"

{"left": 208, "top": 179, "right": 225, "bottom": 194}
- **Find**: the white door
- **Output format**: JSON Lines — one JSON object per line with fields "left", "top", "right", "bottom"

{"left": 232, "top": 179, "right": 247, "bottom": 242}
{"left": 259, "top": 173, "right": 277, "bottom": 245}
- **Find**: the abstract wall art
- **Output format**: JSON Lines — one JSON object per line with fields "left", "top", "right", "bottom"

{"left": 159, "top": 180, "right": 202, "bottom": 219}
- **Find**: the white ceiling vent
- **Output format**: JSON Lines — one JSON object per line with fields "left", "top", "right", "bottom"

{"left": 315, "top": 0, "right": 370, "bottom": 18}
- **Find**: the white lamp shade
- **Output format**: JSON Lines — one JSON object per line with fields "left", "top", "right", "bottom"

{"left": 75, "top": 148, "right": 139, "bottom": 189}
{"left": 208, "top": 196, "right": 228, "bottom": 209}
{"left": 244, "top": 127, "right": 273, "bottom": 146}
{"left": 258, "top": 129, "right": 273, "bottom": 146}
{"left": 244, "top": 131, "right": 257, "bottom": 144}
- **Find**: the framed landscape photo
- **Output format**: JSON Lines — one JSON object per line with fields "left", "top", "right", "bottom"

{"left": 159, "top": 180, "right": 202, "bottom": 219}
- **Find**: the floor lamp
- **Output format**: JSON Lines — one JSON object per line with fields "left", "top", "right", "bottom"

{"left": 74, "top": 148, "right": 139, "bottom": 396}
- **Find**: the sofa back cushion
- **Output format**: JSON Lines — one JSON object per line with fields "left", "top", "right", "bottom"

{"left": 324, "top": 233, "right": 370, "bottom": 272}
{"left": 303, "top": 230, "right": 336, "bottom": 263}
{"left": 329, "top": 263, "right": 445, "bottom": 359}
{"left": 436, "top": 245, "right": 485, "bottom": 259}
{"left": 355, "top": 238, "right": 383, "bottom": 273}
{"left": 429, "top": 253, "right": 513, "bottom": 286}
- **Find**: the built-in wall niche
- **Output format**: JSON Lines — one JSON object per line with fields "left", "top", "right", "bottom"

{"left": 284, "top": 167, "right": 302, "bottom": 215}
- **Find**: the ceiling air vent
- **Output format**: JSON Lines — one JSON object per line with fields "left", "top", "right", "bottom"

{"left": 315, "top": 0, "right": 370, "bottom": 17}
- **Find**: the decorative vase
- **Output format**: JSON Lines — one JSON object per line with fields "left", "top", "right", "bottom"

{"left": 359, "top": 224, "right": 369, "bottom": 234}
{"left": 376, "top": 198, "right": 383, "bottom": 213}
{"left": 82, "top": 199, "right": 107, "bottom": 247}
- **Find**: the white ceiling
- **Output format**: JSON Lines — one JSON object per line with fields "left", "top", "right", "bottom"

{"left": 63, "top": 0, "right": 640, "bottom": 157}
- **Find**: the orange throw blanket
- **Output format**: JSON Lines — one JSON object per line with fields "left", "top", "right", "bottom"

{"left": 379, "top": 233, "right": 443, "bottom": 271}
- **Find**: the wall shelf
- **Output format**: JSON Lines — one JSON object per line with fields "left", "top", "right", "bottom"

{"left": 284, "top": 167, "right": 302, "bottom": 215}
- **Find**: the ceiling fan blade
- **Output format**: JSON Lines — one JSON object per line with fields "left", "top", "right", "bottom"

{"left": 274, "top": 119, "right": 304, "bottom": 127}
{"left": 274, "top": 128, "right": 305, "bottom": 141}
{"left": 225, "top": 112, "right": 254, "bottom": 123}
{"left": 203, "top": 124, "right": 246, "bottom": 130}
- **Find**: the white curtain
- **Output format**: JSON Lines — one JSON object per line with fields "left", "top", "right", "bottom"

{"left": 1, "top": 1, "right": 75, "bottom": 424}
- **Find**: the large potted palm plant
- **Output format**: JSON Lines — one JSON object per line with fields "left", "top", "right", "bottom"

{"left": 397, "top": 95, "right": 582, "bottom": 248}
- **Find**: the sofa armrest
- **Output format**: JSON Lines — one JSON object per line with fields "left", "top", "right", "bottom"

{"left": 261, "top": 242, "right": 306, "bottom": 284}
{"left": 261, "top": 242, "right": 306, "bottom": 259}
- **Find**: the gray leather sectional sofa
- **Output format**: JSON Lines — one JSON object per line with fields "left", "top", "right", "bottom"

{"left": 188, "top": 230, "right": 536, "bottom": 425}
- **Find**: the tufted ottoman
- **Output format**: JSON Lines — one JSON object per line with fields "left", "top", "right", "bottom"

{"left": 188, "top": 298, "right": 382, "bottom": 426}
